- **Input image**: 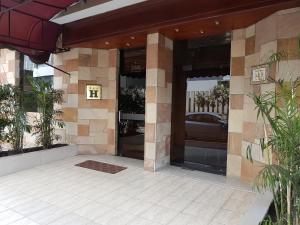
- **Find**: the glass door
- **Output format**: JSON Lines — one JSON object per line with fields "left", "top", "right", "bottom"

{"left": 118, "top": 48, "right": 146, "bottom": 160}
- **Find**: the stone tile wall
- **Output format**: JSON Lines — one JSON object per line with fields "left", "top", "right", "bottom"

{"left": 227, "top": 7, "right": 300, "bottom": 182}
{"left": 53, "top": 48, "right": 119, "bottom": 155}
{"left": 0, "top": 49, "right": 19, "bottom": 85}
{"left": 144, "top": 33, "right": 173, "bottom": 171}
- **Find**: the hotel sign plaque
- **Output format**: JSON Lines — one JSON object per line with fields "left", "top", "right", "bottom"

{"left": 251, "top": 65, "right": 269, "bottom": 84}
{"left": 86, "top": 84, "right": 102, "bottom": 100}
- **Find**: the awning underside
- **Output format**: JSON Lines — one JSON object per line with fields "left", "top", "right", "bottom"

{"left": 0, "top": 0, "right": 79, "bottom": 64}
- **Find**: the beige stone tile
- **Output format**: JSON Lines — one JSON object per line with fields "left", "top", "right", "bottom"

{"left": 78, "top": 144, "right": 107, "bottom": 154}
{"left": 78, "top": 124, "right": 89, "bottom": 136}
{"left": 156, "top": 123, "right": 171, "bottom": 142}
{"left": 63, "top": 48, "right": 79, "bottom": 61}
{"left": 260, "top": 83, "right": 275, "bottom": 94}
{"left": 65, "top": 122, "right": 78, "bottom": 136}
{"left": 145, "top": 103, "right": 157, "bottom": 123}
{"left": 147, "top": 33, "right": 159, "bottom": 45}
{"left": 108, "top": 68, "right": 117, "bottom": 80}
{"left": 277, "top": 60, "right": 300, "bottom": 80}
{"left": 231, "top": 40, "right": 245, "bottom": 57}
{"left": 255, "top": 13, "right": 277, "bottom": 51}
{"left": 63, "top": 94, "right": 78, "bottom": 108}
{"left": 245, "top": 53, "right": 260, "bottom": 69}
{"left": 63, "top": 108, "right": 78, "bottom": 122}
{"left": 107, "top": 128, "right": 115, "bottom": 146}
{"left": 78, "top": 67, "right": 92, "bottom": 80}
{"left": 230, "top": 94, "right": 244, "bottom": 110}
{"left": 77, "top": 119, "right": 89, "bottom": 125}
{"left": 228, "top": 109, "right": 243, "bottom": 133}
{"left": 231, "top": 57, "right": 245, "bottom": 76}
{"left": 243, "top": 78, "right": 252, "bottom": 96}
{"left": 277, "top": 9, "right": 300, "bottom": 39}
{"left": 145, "top": 142, "right": 156, "bottom": 160}
{"left": 278, "top": 7, "right": 300, "bottom": 15}
{"left": 242, "top": 122, "right": 257, "bottom": 143}
{"left": 146, "top": 68, "right": 165, "bottom": 87}
{"left": 157, "top": 104, "right": 171, "bottom": 123}
{"left": 232, "top": 29, "right": 245, "bottom": 41}
{"left": 107, "top": 112, "right": 116, "bottom": 129}
{"left": 93, "top": 133, "right": 108, "bottom": 145}
{"left": 53, "top": 77, "right": 63, "bottom": 89}
{"left": 259, "top": 41, "right": 277, "bottom": 63}
{"left": 228, "top": 132, "right": 242, "bottom": 156}
{"left": 145, "top": 123, "right": 156, "bottom": 142}
{"left": 53, "top": 54, "right": 63, "bottom": 66}
{"left": 69, "top": 72, "right": 78, "bottom": 84}
{"left": 278, "top": 38, "right": 300, "bottom": 60}
{"left": 230, "top": 76, "right": 244, "bottom": 94}
{"left": 246, "top": 25, "right": 255, "bottom": 38}
{"left": 227, "top": 154, "right": 242, "bottom": 178}
{"left": 144, "top": 159, "right": 155, "bottom": 172}
{"left": 241, "top": 141, "right": 265, "bottom": 164}
{"left": 98, "top": 50, "right": 109, "bottom": 67}
{"left": 78, "top": 108, "right": 108, "bottom": 120}
{"left": 89, "top": 119, "right": 107, "bottom": 132}
{"left": 77, "top": 136, "right": 94, "bottom": 145}
{"left": 243, "top": 102, "right": 262, "bottom": 123}
{"left": 157, "top": 85, "right": 172, "bottom": 104}
{"left": 245, "top": 36, "right": 255, "bottom": 56}
{"left": 79, "top": 48, "right": 92, "bottom": 55}
{"left": 146, "top": 87, "right": 157, "bottom": 103}
{"left": 241, "top": 157, "right": 264, "bottom": 183}
{"left": 164, "top": 37, "right": 173, "bottom": 50}
{"left": 91, "top": 67, "right": 109, "bottom": 77}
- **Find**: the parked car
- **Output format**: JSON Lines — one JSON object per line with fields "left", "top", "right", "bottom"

{"left": 185, "top": 112, "right": 228, "bottom": 143}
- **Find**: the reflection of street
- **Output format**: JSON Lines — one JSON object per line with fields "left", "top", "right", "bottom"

{"left": 184, "top": 139, "right": 227, "bottom": 174}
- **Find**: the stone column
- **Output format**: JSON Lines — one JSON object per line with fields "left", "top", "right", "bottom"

{"left": 144, "top": 33, "right": 173, "bottom": 171}
{"left": 53, "top": 48, "right": 119, "bottom": 155}
{"left": 107, "top": 49, "right": 119, "bottom": 155}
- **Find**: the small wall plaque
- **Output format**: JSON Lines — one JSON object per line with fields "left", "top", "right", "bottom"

{"left": 86, "top": 84, "right": 102, "bottom": 100}
{"left": 251, "top": 65, "right": 269, "bottom": 84}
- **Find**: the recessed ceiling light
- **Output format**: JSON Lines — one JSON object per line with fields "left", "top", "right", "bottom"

{"left": 200, "top": 30, "right": 205, "bottom": 34}
{"left": 105, "top": 41, "right": 110, "bottom": 45}
{"left": 130, "top": 36, "right": 135, "bottom": 40}
{"left": 174, "top": 28, "right": 179, "bottom": 33}
{"left": 215, "top": 20, "right": 220, "bottom": 25}
{"left": 126, "top": 43, "right": 130, "bottom": 47}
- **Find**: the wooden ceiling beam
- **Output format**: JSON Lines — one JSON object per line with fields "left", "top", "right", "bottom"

{"left": 62, "top": 0, "right": 300, "bottom": 49}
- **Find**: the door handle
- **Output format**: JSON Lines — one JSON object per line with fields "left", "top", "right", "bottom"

{"left": 118, "top": 110, "right": 122, "bottom": 123}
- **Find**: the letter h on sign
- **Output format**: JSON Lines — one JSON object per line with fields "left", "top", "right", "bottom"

{"left": 86, "top": 85, "right": 102, "bottom": 100}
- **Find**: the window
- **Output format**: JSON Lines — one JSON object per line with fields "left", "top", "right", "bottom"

{"left": 20, "top": 54, "right": 54, "bottom": 112}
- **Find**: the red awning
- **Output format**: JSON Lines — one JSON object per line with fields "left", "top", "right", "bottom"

{"left": 0, "top": 0, "right": 79, "bottom": 64}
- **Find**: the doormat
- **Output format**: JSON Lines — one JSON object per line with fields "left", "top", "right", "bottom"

{"left": 75, "top": 160, "right": 127, "bottom": 174}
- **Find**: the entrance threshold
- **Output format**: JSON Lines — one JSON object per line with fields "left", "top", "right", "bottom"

{"left": 181, "top": 161, "right": 226, "bottom": 176}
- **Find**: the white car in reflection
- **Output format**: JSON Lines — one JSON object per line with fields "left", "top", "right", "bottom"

{"left": 185, "top": 112, "right": 228, "bottom": 143}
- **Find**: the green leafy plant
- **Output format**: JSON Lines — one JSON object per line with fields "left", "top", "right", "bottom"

{"left": 248, "top": 38, "right": 300, "bottom": 225}
{"left": 249, "top": 79, "right": 300, "bottom": 225}
{"left": 29, "top": 78, "right": 64, "bottom": 149}
{"left": 0, "top": 85, "right": 13, "bottom": 145}
{"left": 195, "top": 92, "right": 206, "bottom": 112}
{"left": 0, "top": 85, "right": 31, "bottom": 152}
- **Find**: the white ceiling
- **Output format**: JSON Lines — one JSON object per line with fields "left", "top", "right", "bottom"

{"left": 51, "top": 0, "right": 148, "bottom": 24}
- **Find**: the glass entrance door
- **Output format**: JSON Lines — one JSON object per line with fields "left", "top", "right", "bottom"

{"left": 171, "top": 34, "right": 231, "bottom": 175}
{"left": 118, "top": 48, "right": 146, "bottom": 160}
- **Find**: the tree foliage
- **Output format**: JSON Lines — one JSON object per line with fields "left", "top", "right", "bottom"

{"left": 29, "top": 78, "right": 64, "bottom": 149}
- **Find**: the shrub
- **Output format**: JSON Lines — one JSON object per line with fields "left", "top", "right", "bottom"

{"left": 29, "top": 78, "right": 64, "bottom": 149}
{"left": 0, "top": 85, "right": 30, "bottom": 151}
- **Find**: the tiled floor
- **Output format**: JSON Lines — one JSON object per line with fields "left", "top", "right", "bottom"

{"left": 0, "top": 155, "right": 258, "bottom": 225}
